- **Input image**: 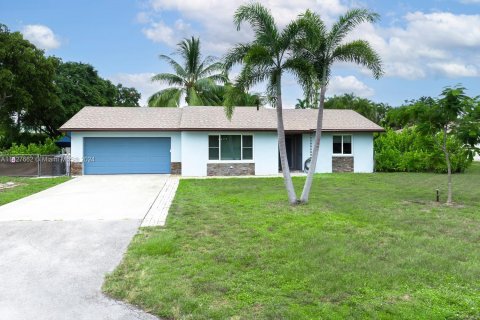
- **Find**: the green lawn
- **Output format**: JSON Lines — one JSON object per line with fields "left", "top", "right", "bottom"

{"left": 104, "top": 164, "right": 480, "bottom": 319}
{"left": 0, "top": 176, "right": 69, "bottom": 206}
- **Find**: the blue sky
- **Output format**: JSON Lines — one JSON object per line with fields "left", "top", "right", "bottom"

{"left": 1, "top": 0, "right": 479, "bottom": 107}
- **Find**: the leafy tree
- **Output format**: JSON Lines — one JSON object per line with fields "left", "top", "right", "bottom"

{"left": 296, "top": 9, "right": 383, "bottom": 203}
{"left": 384, "top": 97, "right": 434, "bottom": 130}
{"left": 0, "top": 24, "right": 140, "bottom": 149}
{"left": 225, "top": 3, "right": 309, "bottom": 204}
{"left": 414, "top": 86, "right": 479, "bottom": 204}
{"left": 324, "top": 93, "right": 391, "bottom": 125}
{"left": 114, "top": 84, "right": 141, "bottom": 107}
{"left": 0, "top": 24, "right": 62, "bottom": 141}
{"left": 149, "top": 37, "right": 227, "bottom": 107}
{"left": 55, "top": 62, "right": 140, "bottom": 120}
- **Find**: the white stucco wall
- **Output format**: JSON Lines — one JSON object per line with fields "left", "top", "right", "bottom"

{"left": 70, "top": 131, "right": 181, "bottom": 163}
{"left": 302, "top": 132, "right": 374, "bottom": 173}
{"left": 352, "top": 133, "right": 374, "bottom": 172}
{"left": 253, "top": 132, "right": 278, "bottom": 175}
{"left": 475, "top": 144, "right": 480, "bottom": 161}
{"left": 70, "top": 130, "right": 375, "bottom": 175}
{"left": 181, "top": 131, "right": 279, "bottom": 176}
{"left": 181, "top": 131, "right": 208, "bottom": 176}
{"left": 302, "top": 133, "right": 333, "bottom": 173}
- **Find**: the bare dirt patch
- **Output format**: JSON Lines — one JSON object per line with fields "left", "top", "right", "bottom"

{"left": 0, "top": 182, "right": 22, "bottom": 192}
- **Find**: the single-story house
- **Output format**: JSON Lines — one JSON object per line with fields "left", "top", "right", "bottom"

{"left": 59, "top": 106, "right": 385, "bottom": 176}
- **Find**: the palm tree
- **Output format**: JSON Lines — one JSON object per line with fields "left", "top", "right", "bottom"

{"left": 222, "top": 83, "right": 265, "bottom": 118}
{"left": 297, "top": 9, "right": 383, "bottom": 203}
{"left": 225, "top": 3, "right": 309, "bottom": 204}
{"left": 148, "top": 37, "right": 227, "bottom": 107}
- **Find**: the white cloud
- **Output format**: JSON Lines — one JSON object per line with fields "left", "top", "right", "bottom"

{"left": 136, "top": 11, "right": 152, "bottom": 24}
{"left": 142, "top": 21, "right": 176, "bottom": 46}
{"left": 107, "top": 72, "right": 166, "bottom": 107}
{"left": 22, "top": 24, "right": 60, "bottom": 50}
{"left": 142, "top": 18, "right": 192, "bottom": 47}
{"left": 328, "top": 75, "right": 374, "bottom": 97}
{"left": 428, "top": 62, "right": 479, "bottom": 77}
{"left": 140, "top": 2, "right": 480, "bottom": 82}
{"left": 142, "top": 0, "right": 348, "bottom": 53}
{"left": 135, "top": 2, "right": 480, "bottom": 106}
{"left": 350, "top": 11, "right": 480, "bottom": 79}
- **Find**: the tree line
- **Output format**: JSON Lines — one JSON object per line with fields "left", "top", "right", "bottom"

{"left": 0, "top": 24, "right": 141, "bottom": 149}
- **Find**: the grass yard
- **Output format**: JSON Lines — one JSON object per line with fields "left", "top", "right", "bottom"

{"left": 104, "top": 164, "right": 480, "bottom": 319}
{"left": 0, "top": 176, "right": 69, "bottom": 206}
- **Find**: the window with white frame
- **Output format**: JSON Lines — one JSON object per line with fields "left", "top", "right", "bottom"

{"left": 333, "top": 135, "right": 352, "bottom": 155}
{"left": 208, "top": 135, "right": 253, "bottom": 160}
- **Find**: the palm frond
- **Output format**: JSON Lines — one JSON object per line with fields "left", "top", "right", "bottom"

{"left": 151, "top": 73, "right": 184, "bottom": 86}
{"left": 224, "top": 43, "right": 254, "bottom": 70}
{"left": 148, "top": 88, "right": 183, "bottom": 107}
{"left": 204, "top": 73, "right": 229, "bottom": 84}
{"left": 244, "top": 44, "right": 274, "bottom": 66}
{"left": 234, "top": 2, "right": 279, "bottom": 44}
{"left": 177, "top": 37, "right": 202, "bottom": 75}
{"left": 197, "top": 61, "right": 227, "bottom": 80}
{"left": 278, "top": 19, "right": 303, "bottom": 52}
{"left": 158, "top": 55, "right": 188, "bottom": 78}
{"left": 193, "top": 78, "right": 224, "bottom": 106}
{"left": 283, "top": 56, "right": 316, "bottom": 95}
{"left": 187, "top": 86, "right": 205, "bottom": 106}
{"left": 332, "top": 40, "right": 383, "bottom": 79}
{"left": 295, "top": 10, "right": 326, "bottom": 53}
{"left": 236, "top": 64, "right": 271, "bottom": 90}
{"left": 327, "top": 8, "right": 380, "bottom": 49}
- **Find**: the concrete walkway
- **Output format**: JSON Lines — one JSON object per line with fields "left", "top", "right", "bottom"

{"left": 142, "top": 176, "right": 179, "bottom": 227}
{"left": 0, "top": 175, "right": 178, "bottom": 320}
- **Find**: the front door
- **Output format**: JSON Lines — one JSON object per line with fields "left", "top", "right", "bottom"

{"left": 279, "top": 134, "right": 303, "bottom": 171}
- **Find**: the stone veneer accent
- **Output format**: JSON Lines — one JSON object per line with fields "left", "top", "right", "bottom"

{"left": 170, "top": 162, "right": 182, "bottom": 175}
{"left": 207, "top": 163, "right": 255, "bottom": 176}
{"left": 332, "top": 157, "right": 354, "bottom": 173}
{"left": 70, "top": 162, "right": 83, "bottom": 176}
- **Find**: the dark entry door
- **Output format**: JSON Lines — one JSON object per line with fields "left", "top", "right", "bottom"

{"left": 280, "top": 134, "right": 303, "bottom": 171}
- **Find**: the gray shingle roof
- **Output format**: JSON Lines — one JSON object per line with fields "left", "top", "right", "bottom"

{"left": 59, "top": 106, "right": 384, "bottom": 132}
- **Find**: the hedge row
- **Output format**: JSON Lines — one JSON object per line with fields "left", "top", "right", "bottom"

{"left": 374, "top": 128, "right": 472, "bottom": 173}
{"left": 0, "top": 138, "right": 60, "bottom": 155}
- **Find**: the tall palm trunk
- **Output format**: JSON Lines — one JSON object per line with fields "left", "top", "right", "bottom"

{"left": 300, "top": 84, "right": 326, "bottom": 203}
{"left": 276, "top": 76, "right": 298, "bottom": 204}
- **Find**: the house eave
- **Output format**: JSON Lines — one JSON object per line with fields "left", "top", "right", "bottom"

{"left": 60, "top": 127, "right": 385, "bottom": 133}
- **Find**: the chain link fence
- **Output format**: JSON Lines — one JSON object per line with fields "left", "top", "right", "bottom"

{"left": 0, "top": 154, "right": 70, "bottom": 177}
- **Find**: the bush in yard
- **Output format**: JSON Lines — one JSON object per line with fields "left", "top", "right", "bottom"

{"left": 1, "top": 138, "right": 60, "bottom": 155}
{"left": 375, "top": 128, "right": 472, "bottom": 173}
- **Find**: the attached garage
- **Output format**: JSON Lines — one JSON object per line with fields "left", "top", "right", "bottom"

{"left": 83, "top": 137, "right": 171, "bottom": 175}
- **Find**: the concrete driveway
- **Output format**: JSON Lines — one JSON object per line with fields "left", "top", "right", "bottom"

{"left": 0, "top": 175, "right": 168, "bottom": 221}
{"left": 0, "top": 175, "right": 166, "bottom": 320}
